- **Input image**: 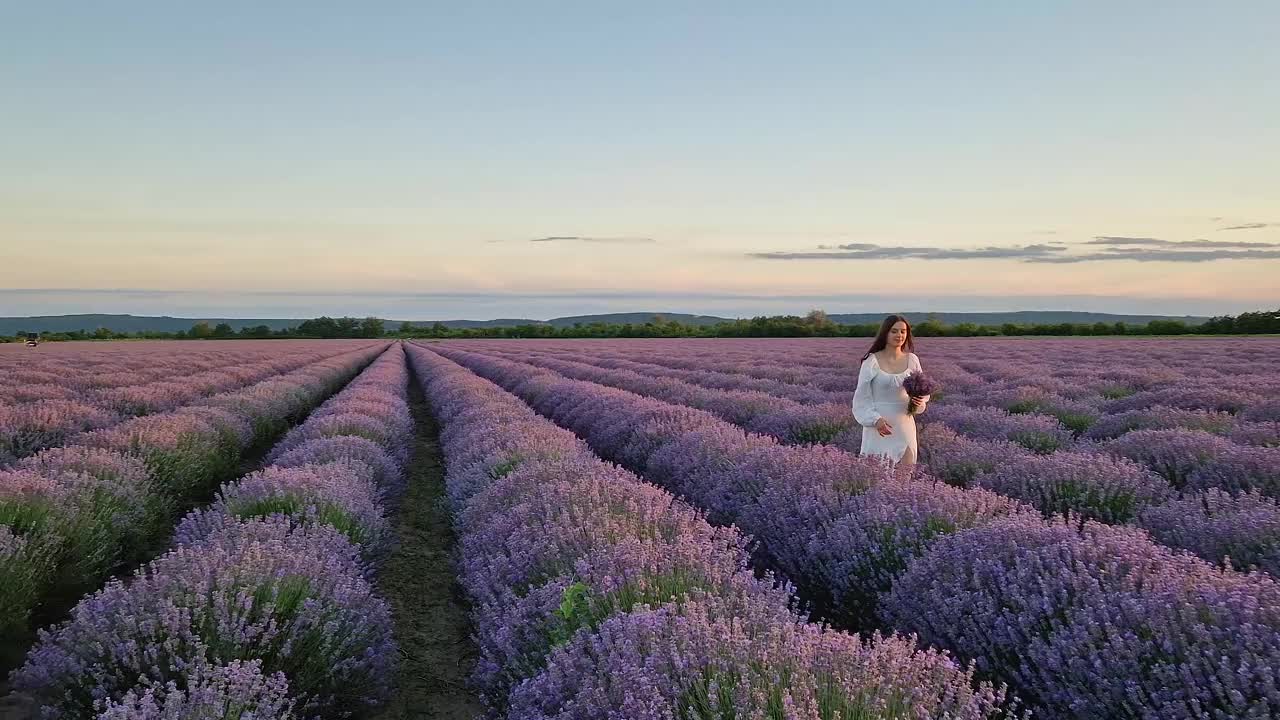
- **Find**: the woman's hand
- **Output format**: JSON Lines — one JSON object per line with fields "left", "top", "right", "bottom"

{"left": 910, "top": 395, "right": 929, "bottom": 412}
{"left": 874, "top": 418, "right": 893, "bottom": 436}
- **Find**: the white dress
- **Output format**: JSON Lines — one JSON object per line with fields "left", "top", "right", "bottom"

{"left": 852, "top": 352, "right": 923, "bottom": 463}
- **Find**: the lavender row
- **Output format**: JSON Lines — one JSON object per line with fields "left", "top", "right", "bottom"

{"left": 461, "top": 344, "right": 1087, "bottom": 458}
{"left": 0, "top": 344, "right": 388, "bottom": 645}
{"left": 456, "top": 339, "right": 1280, "bottom": 442}
{"left": 1, "top": 342, "right": 380, "bottom": 465}
{"left": 472, "top": 345, "right": 850, "bottom": 404}
{"left": 403, "top": 343, "right": 1014, "bottom": 719}
{"left": 462, "top": 346, "right": 1280, "bottom": 573}
{"left": 0, "top": 342, "right": 316, "bottom": 397}
{"left": 427, "top": 343, "right": 1280, "bottom": 720}
{"left": 452, "top": 338, "right": 1277, "bottom": 406}
{"left": 10, "top": 344, "right": 412, "bottom": 719}
{"left": 456, "top": 347, "right": 1101, "bottom": 509}
{"left": 468, "top": 341, "right": 1277, "bottom": 445}
{"left": 455, "top": 346, "right": 859, "bottom": 447}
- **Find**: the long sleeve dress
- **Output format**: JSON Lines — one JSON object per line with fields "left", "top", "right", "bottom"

{"left": 852, "top": 352, "right": 923, "bottom": 463}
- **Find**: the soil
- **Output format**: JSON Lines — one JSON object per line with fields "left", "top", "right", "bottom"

{"left": 368, "top": 377, "right": 485, "bottom": 720}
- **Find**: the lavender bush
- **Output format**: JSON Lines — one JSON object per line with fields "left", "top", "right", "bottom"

{"left": 1140, "top": 489, "right": 1280, "bottom": 574}
{"left": 883, "top": 515, "right": 1280, "bottom": 719}
{"left": 507, "top": 594, "right": 1016, "bottom": 720}
{"left": 1102, "top": 428, "right": 1237, "bottom": 488}
{"left": 973, "top": 450, "right": 1174, "bottom": 523}
{"left": 806, "top": 476, "right": 1033, "bottom": 628}
{"left": 95, "top": 659, "right": 296, "bottom": 720}
{"left": 917, "top": 423, "right": 1035, "bottom": 488}
{"left": 1185, "top": 444, "right": 1280, "bottom": 498}
{"left": 13, "top": 517, "right": 395, "bottom": 719}
{"left": 173, "top": 460, "right": 390, "bottom": 561}
{"left": 924, "top": 404, "right": 1074, "bottom": 453}
{"left": 1084, "top": 405, "right": 1236, "bottom": 441}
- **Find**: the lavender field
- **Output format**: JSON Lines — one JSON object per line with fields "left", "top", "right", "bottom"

{"left": 2, "top": 337, "right": 1278, "bottom": 719}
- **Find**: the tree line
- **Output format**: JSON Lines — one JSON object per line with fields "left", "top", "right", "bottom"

{"left": 6, "top": 309, "right": 1277, "bottom": 342}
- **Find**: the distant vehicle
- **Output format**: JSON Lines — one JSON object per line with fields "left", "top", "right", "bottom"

{"left": 25, "top": 332, "right": 38, "bottom": 347}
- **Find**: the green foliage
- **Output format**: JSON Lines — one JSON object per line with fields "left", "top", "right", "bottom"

{"left": 295, "top": 316, "right": 385, "bottom": 338}
{"left": 548, "top": 570, "right": 719, "bottom": 649}
{"left": 232, "top": 496, "right": 367, "bottom": 546}
{"left": 10, "top": 307, "right": 1280, "bottom": 342}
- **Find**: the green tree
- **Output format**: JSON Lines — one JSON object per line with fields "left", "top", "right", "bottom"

{"left": 297, "top": 317, "right": 339, "bottom": 337}
{"left": 189, "top": 321, "right": 214, "bottom": 338}
{"left": 915, "top": 314, "right": 946, "bottom": 337}
{"left": 359, "top": 317, "right": 385, "bottom": 338}
{"left": 1147, "top": 320, "right": 1189, "bottom": 335}
{"left": 212, "top": 323, "right": 235, "bottom": 338}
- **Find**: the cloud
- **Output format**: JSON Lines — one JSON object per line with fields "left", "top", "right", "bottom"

{"left": 527, "top": 235, "right": 657, "bottom": 244}
{"left": 750, "top": 238, "right": 1280, "bottom": 264}
{"left": 1086, "top": 236, "right": 1168, "bottom": 246}
{"left": 1028, "top": 248, "right": 1280, "bottom": 264}
{"left": 751, "top": 243, "right": 1068, "bottom": 261}
{"left": 1087, "top": 236, "right": 1280, "bottom": 249}
{"left": 1219, "top": 222, "right": 1273, "bottom": 231}
{"left": 816, "top": 243, "right": 878, "bottom": 250}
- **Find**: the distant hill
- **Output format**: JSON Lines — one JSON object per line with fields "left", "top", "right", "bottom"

{"left": 0, "top": 314, "right": 300, "bottom": 334}
{"left": 828, "top": 311, "right": 1210, "bottom": 327}
{"left": 0, "top": 310, "right": 1211, "bottom": 335}
{"left": 399, "top": 312, "right": 729, "bottom": 328}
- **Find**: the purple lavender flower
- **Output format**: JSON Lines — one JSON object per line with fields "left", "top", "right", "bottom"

{"left": 806, "top": 476, "right": 1034, "bottom": 628}
{"left": 174, "top": 460, "right": 390, "bottom": 561}
{"left": 13, "top": 516, "right": 395, "bottom": 719}
{"left": 1185, "top": 444, "right": 1280, "bottom": 498}
{"left": 1139, "top": 489, "right": 1280, "bottom": 574}
{"left": 507, "top": 594, "right": 1012, "bottom": 719}
{"left": 0, "top": 400, "right": 118, "bottom": 460}
{"left": 924, "top": 404, "right": 1074, "bottom": 453}
{"left": 271, "top": 436, "right": 402, "bottom": 494}
{"left": 1083, "top": 405, "right": 1236, "bottom": 441}
{"left": 1105, "top": 385, "right": 1250, "bottom": 415}
{"left": 917, "top": 423, "right": 1035, "bottom": 488}
{"left": 1101, "top": 428, "right": 1236, "bottom": 488}
{"left": 973, "top": 450, "right": 1174, "bottom": 524}
{"left": 17, "top": 446, "right": 162, "bottom": 548}
{"left": 269, "top": 411, "right": 408, "bottom": 464}
{"left": 883, "top": 515, "right": 1280, "bottom": 719}
{"left": 1232, "top": 420, "right": 1280, "bottom": 448}
{"left": 0, "top": 524, "right": 58, "bottom": 637}
{"left": 903, "top": 370, "right": 940, "bottom": 416}
{"left": 95, "top": 659, "right": 296, "bottom": 719}
{"left": 1243, "top": 398, "right": 1280, "bottom": 423}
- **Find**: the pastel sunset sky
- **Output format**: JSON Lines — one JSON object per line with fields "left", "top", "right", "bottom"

{"left": 3, "top": 2, "right": 1277, "bottom": 319}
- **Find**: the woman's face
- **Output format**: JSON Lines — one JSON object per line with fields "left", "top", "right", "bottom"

{"left": 888, "top": 321, "right": 908, "bottom": 348}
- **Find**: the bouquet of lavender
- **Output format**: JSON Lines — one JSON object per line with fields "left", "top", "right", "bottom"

{"left": 903, "top": 371, "right": 940, "bottom": 415}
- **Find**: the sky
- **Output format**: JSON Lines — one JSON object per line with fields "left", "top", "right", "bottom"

{"left": 2, "top": 2, "right": 1277, "bottom": 320}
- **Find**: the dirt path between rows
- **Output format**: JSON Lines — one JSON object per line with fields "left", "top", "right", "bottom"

{"left": 369, "top": 376, "right": 485, "bottom": 720}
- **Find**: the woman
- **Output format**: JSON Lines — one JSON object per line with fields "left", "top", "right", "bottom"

{"left": 852, "top": 314, "right": 927, "bottom": 465}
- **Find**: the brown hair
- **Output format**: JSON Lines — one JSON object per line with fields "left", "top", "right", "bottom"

{"left": 861, "top": 314, "right": 914, "bottom": 361}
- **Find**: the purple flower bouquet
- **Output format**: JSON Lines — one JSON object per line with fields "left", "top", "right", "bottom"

{"left": 903, "top": 371, "right": 940, "bottom": 415}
